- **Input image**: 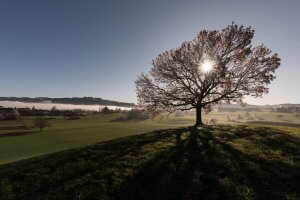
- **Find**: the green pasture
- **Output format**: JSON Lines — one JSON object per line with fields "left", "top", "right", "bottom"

{"left": 0, "top": 111, "right": 299, "bottom": 165}
{"left": 1, "top": 125, "right": 299, "bottom": 199}
{"left": 0, "top": 114, "right": 192, "bottom": 164}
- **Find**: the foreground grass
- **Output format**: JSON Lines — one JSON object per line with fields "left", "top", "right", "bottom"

{"left": 0, "top": 125, "right": 299, "bottom": 200}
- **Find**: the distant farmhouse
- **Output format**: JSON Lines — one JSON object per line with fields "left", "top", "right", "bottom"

{"left": 0, "top": 106, "right": 21, "bottom": 120}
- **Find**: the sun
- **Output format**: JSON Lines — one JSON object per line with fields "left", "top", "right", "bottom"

{"left": 202, "top": 60, "right": 213, "bottom": 72}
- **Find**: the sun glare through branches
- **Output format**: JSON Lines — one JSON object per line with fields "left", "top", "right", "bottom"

{"left": 201, "top": 60, "right": 214, "bottom": 72}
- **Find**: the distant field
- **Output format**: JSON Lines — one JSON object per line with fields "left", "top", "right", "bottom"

{"left": 0, "top": 114, "right": 192, "bottom": 164}
{"left": 203, "top": 111, "right": 300, "bottom": 124}
{"left": 0, "top": 111, "right": 299, "bottom": 164}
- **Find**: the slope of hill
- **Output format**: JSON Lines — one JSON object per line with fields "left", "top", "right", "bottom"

{"left": 0, "top": 97, "right": 135, "bottom": 107}
{"left": 0, "top": 125, "right": 299, "bottom": 200}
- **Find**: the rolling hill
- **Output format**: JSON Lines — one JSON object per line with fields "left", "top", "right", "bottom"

{"left": 0, "top": 125, "right": 299, "bottom": 200}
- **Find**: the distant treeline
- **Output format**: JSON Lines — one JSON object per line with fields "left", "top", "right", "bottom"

{"left": 218, "top": 107, "right": 262, "bottom": 112}
{"left": 274, "top": 106, "right": 300, "bottom": 114}
{"left": 1, "top": 105, "right": 150, "bottom": 121}
{"left": 0, "top": 97, "right": 135, "bottom": 107}
{"left": 218, "top": 105, "right": 300, "bottom": 113}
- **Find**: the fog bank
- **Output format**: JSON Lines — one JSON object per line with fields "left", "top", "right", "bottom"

{"left": 0, "top": 101, "right": 132, "bottom": 111}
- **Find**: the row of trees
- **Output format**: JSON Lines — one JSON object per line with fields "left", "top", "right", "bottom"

{"left": 18, "top": 106, "right": 99, "bottom": 118}
{"left": 275, "top": 106, "right": 300, "bottom": 114}
{"left": 33, "top": 107, "right": 150, "bottom": 131}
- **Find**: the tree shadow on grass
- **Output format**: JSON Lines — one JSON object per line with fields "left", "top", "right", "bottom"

{"left": 110, "top": 117, "right": 145, "bottom": 123}
{"left": 116, "top": 126, "right": 299, "bottom": 200}
{"left": 0, "top": 130, "right": 36, "bottom": 138}
{"left": 0, "top": 126, "right": 299, "bottom": 200}
{"left": 0, "top": 128, "right": 178, "bottom": 199}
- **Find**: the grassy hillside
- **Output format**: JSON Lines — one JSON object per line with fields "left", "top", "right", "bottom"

{"left": 0, "top": 125, "right": 299, "bottom": 200}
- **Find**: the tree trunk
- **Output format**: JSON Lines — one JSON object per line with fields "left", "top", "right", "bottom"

{"left": 195, "top": 106, "right": 204, "bottom": 126}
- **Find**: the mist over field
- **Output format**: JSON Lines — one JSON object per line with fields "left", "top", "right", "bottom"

{"left": 0, "top": 101, "right": 132, "bottom": 111}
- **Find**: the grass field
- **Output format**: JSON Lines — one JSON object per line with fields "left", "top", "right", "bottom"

{"left": 0, "top": 111, "right": 299, "bottom": 165}
{"left": 0, "top": 114, "right": 192, "bottom": 164}
{"left": 0, "top": 125, "right": 299, "bottom": 199}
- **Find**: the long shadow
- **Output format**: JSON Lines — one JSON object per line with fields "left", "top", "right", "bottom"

{"left": 115, "top": 126, "right": 300, "bottom": 200}
{"left": 0, "top": 128, "right": 183, "bottom": 199}
{"left": 110, "top": 117, "right": 145, "bottom": 122}
{"left": 0, "top": 126, "right": 30, "bottom": 130}
{"left": 216, "top": 125, "right": 300, "bottom": 156}
{"left": 1, "top": 126, "right": 299, "bottom": 200}
{"left": 0, "top": 130, "right": 36, "bottom": 138}
{"left": 115, "top": 127, "right": 234, "bottom": 199}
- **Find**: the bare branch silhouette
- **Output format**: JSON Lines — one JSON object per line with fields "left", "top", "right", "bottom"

{"left": 136, "top": 23, "right": 281, "bottom": 125}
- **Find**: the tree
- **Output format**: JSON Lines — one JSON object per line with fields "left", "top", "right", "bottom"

{"left": 127, "top": 109, "right": 150, "bottom": 120}
{"left": 33, "top": 118, "right": 51, "bottom": 131}
{"left": 50, "top": 106, "right": 58, "bottom": 116}
{"left": 51, "top": 106, "right": 57, "bottom": 112}
{"left": 100, "top": 106, "right": 111, "bottom": 114}
{"left": 31, "top": 106, "right": 39, "bottom": 119}
{"left": 135, "top": 23, "right": 280, "bottom": 126}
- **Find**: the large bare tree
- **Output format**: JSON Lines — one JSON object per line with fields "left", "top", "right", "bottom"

{"left": 136, "top": 23, "right": 280, "bottom": 126}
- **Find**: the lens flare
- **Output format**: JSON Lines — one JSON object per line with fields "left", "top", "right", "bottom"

{"left": 202, "top": 60, "right": 213, "bottom": 72}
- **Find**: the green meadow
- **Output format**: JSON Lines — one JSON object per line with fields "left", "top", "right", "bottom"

{"left": 0, "top": 124, "right": 299, "bottom": 199}
{"left": 0, "top": 111, "right": 299, "bottom": 165}
{"left": 0, "top": 112, "right": 299, "bottom": 199}
{"left": 0, "top": 114, "right": 189, "bottom": 165}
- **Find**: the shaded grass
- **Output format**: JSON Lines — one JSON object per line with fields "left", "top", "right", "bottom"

{"left": 0, "top": 131, "right": 36, "bottom": 138}
{"left": 0, "top": 126, "right": 30, "bottom": 130}
{"left": 0, "top": 125, "right": 299, "bottom": 200}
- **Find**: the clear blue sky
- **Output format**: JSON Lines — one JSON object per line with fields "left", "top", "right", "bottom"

{"left": 0, "top": 0, "right": 299, "bottom": 105}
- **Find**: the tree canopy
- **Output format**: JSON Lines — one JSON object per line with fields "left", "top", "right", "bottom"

{"left": 136, "top": 23, "right": 280, "bottom": 125}
{"left": 33, "top": 118, "right": 51, "bottom": 131}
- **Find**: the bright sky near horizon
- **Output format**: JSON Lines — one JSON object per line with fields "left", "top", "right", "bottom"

{"left": 0, "top": 0, "right": 299, "bottom": 105}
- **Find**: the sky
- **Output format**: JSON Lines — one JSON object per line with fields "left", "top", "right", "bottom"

{"left": 0, "top": 0, "right": 299, "bottom": 105}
